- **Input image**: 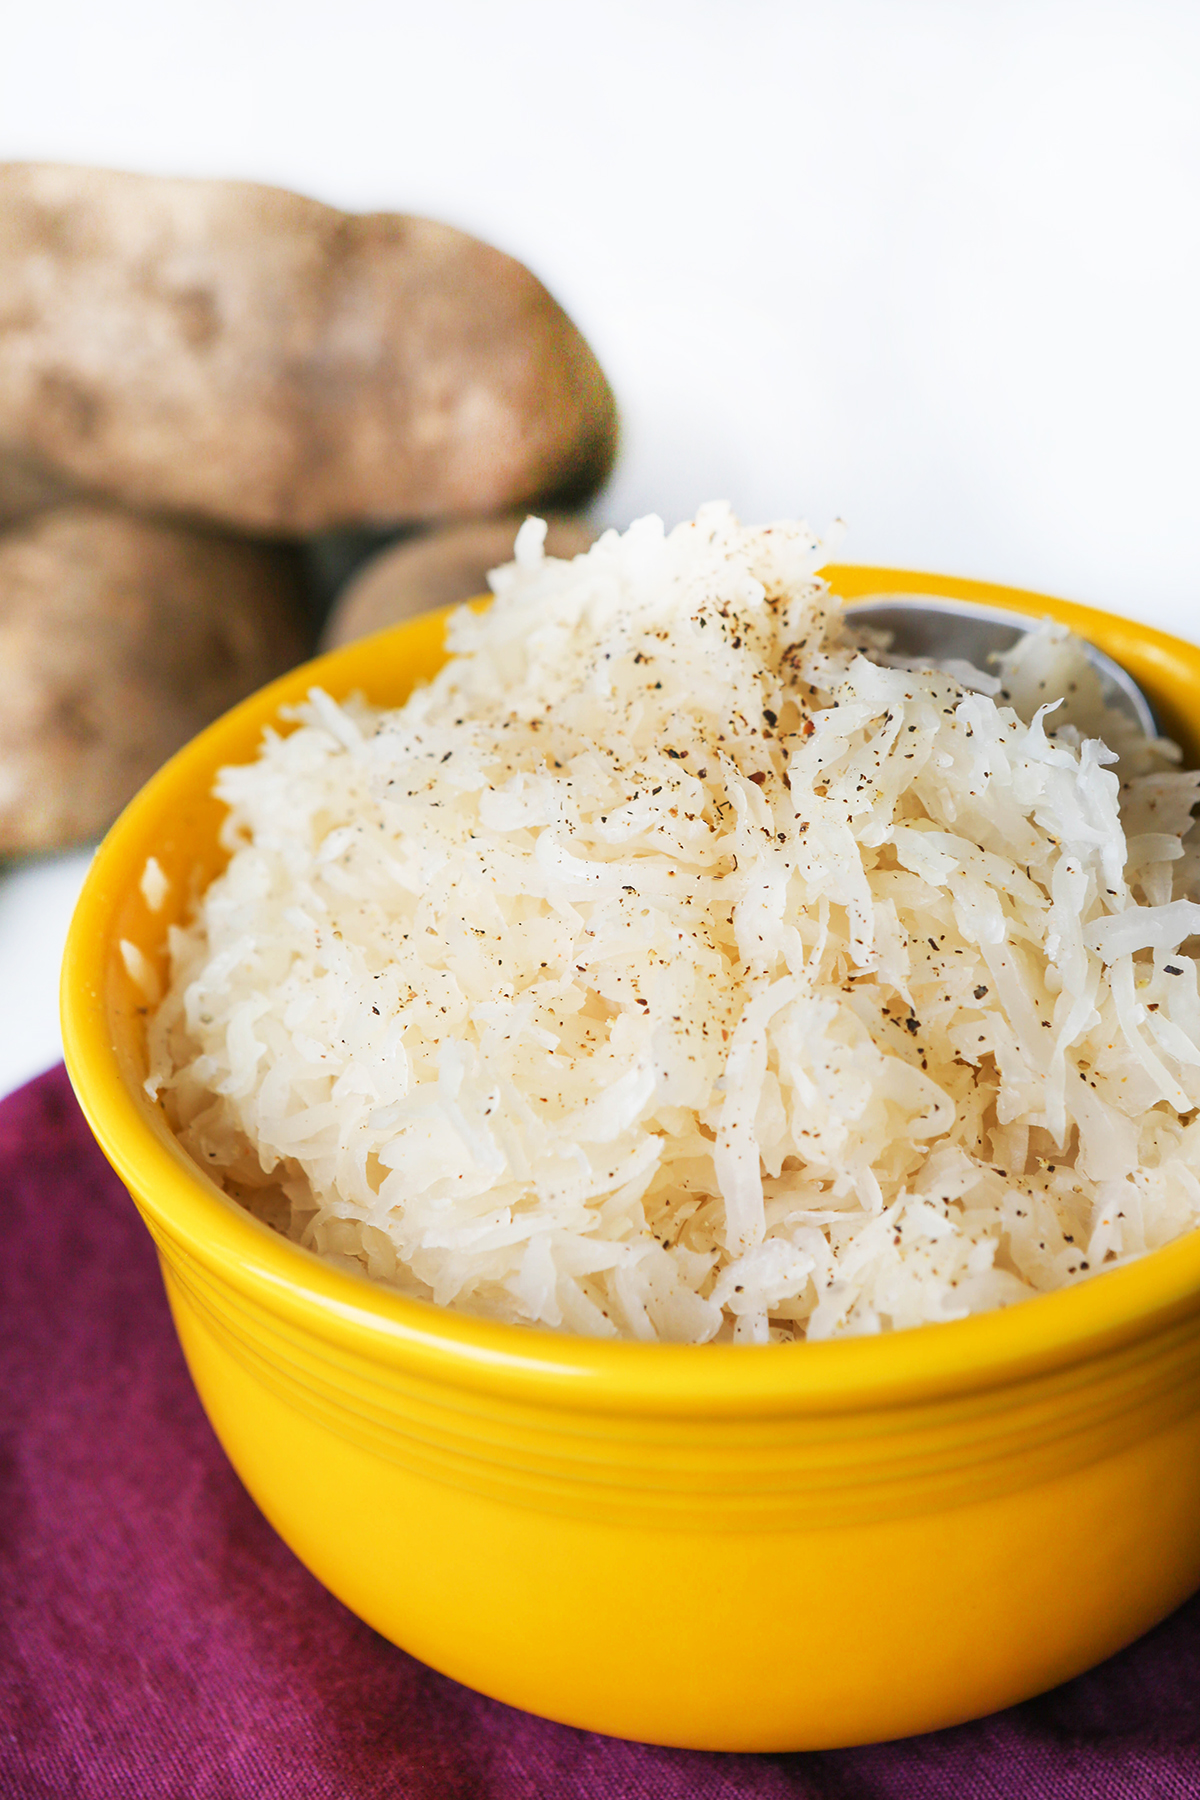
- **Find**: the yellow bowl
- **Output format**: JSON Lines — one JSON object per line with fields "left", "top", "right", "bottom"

{"left": 61, "top": 565, "right": 1200, "bottom": 1752}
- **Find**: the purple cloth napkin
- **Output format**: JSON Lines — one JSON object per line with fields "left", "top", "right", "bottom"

{"left": 5, "top": 1067, "right": 1200, "bottom": 1799}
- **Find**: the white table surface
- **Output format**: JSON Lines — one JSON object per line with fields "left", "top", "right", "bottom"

{"left": 3, "top": 0, "right": 1200, "bottom": 1098}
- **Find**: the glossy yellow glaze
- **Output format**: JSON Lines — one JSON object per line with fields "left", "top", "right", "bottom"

{"left": 62, "top": 567, "right": 1200, "bottom": 1750}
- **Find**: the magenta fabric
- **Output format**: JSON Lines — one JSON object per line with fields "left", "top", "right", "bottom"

{"left": 5, "top": 1067, "right": 1200, "bottom": 1799}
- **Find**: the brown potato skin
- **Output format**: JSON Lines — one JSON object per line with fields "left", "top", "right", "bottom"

{"left": 0, "top": 164, "right": 617, "bottom": 536}
{"left": 320, "top": 515, "right": 596, "bottom": 650}
{"left": 0, "top": 449, "right": 77, "bottom": 527}
{"left": 0, "top": 503, "right": 308, "bottom": 853}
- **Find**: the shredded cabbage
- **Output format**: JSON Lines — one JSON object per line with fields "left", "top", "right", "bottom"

{"left": 147, "top": 507, "right": 1200, "bottom": 1342}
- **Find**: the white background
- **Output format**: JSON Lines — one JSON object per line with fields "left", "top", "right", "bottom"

{"left": 3, "top": 0, "right": 1200, "bottom": 1097}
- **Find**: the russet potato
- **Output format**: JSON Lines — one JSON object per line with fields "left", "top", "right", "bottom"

{"left": 0, "top": 164, "right": 617, "bottom": 537}
{"left": 0, "top": 448, "right": 77, "bottom": 528}
{"left": 0, "top": 503, "right": 308, "bottom": 853}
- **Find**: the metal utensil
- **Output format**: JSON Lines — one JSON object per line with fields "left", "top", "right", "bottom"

{"left": 843, "top": 594, "right": 1157, "bottom": 737}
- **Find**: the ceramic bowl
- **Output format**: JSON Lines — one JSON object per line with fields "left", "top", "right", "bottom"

{"left": 61, "top": 565, "right": 1200, "bottom": 1751}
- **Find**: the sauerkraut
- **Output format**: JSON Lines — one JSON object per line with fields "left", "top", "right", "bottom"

{"left": 145, "top": 506, "right": 1200, "bottom": 1342}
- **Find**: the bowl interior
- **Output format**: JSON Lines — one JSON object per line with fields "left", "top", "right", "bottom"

{"left": 60, "top": 565, "right": 1200, "bottom": 1415}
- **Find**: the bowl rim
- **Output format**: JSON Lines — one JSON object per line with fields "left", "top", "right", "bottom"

{"left": 61, "top": 562, "right": 1200, "bottom": 1419}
